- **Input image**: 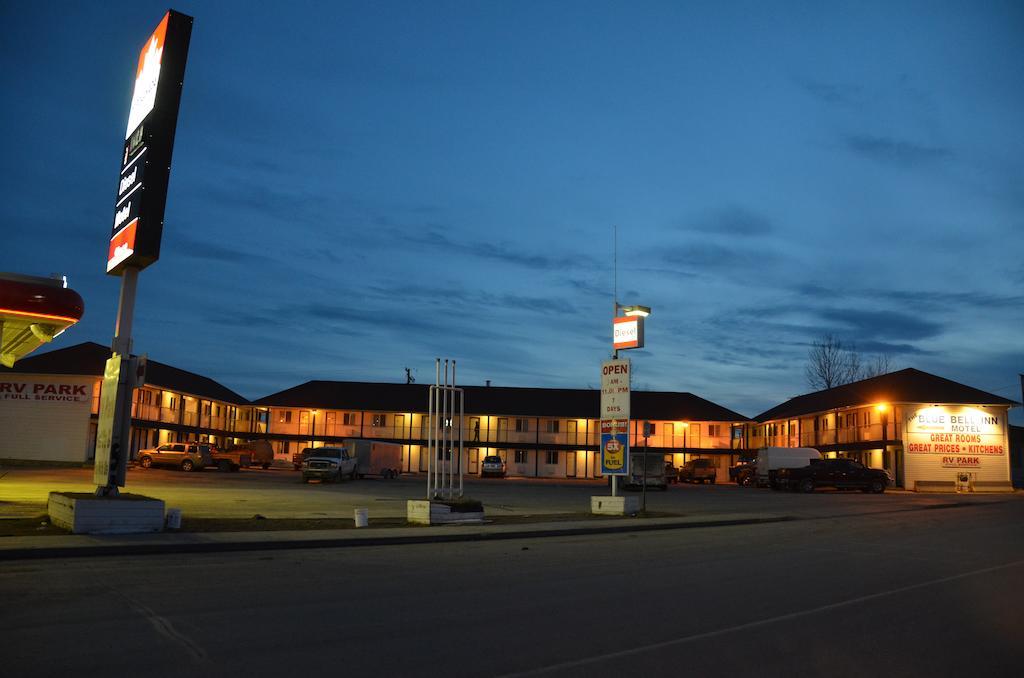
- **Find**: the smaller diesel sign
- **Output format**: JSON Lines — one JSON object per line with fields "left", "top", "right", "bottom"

{"left": 107, "top": 10, "right": 192, "bottom": 275}
{"left": 612, "top": 316, "right": 644, "bottom": 350}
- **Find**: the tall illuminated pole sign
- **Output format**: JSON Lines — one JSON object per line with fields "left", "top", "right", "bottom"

{"left": 95, "top": 10, "right": 192, "bottom": 495}
{"left": 601, "top": 313, "right": 646, "bottom": 495}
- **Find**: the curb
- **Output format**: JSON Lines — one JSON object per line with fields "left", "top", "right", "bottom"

{"left": 0, "top": 515, "right": 795, "bottom": 561}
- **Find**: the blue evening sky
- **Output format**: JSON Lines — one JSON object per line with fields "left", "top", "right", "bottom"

{"left": 2, "top": 1, "right": 1022, "bottom": 420}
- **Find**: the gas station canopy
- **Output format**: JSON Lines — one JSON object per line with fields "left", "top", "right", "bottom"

{"left": 0, "top": 272, "right": 84, "bottom": 368}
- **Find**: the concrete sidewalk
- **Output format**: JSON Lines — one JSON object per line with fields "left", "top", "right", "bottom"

{"left": 0, "top": 512, "right": 791, "bottom": 561}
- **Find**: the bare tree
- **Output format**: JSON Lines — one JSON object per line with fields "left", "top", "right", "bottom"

{"left": 805, "top": 334, "right": 860, "bottom": 390}
{"left": 805, "top": 334, "right": 895, "bottom": 390}
{"left": 861, "top": 353, "right": 894, "bottom": 379}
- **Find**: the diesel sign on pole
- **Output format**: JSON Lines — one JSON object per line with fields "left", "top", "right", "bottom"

{"left": 600, "top": 358, "right": 630, "bottom": 475}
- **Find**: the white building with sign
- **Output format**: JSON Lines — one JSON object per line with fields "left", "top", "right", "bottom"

{"left": 752, "top": 368, "right": 1016, "bottom": 491}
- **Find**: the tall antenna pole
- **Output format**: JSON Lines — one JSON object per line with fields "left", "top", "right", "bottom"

{"left": 613, "top": 225, "right": 618, "bottom": 318}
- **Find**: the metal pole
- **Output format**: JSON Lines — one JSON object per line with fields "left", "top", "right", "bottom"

{"left": 427, "top": 379, "right": 434, "bottom": 500}
{"left": 451, "top": 361, "right": 457, "bottom": 498}
{"left": 112, "top": 267, "right": 139, "bottom": 356}
{"left": 642, "top": 434, "right": 648, "bottom": 513}
{"left": 434, "top": 360, "right": 441, "bottom": 497}
{"left": 459, "top": 387, "right": 465, "bottom": 498}
{"left": 442, "top": 359, "right": 450, "bottom": 498}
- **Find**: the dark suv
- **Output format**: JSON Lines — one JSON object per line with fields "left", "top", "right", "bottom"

{"left": 480, "top": 455, "right": 506, "bottom": 478}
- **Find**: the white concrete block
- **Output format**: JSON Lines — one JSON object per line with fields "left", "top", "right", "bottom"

{"left": 591, "top": 495, "right": 640, "bottom": 515}
{"left": 48, "top": 492, "right": 165, "bottom": 534}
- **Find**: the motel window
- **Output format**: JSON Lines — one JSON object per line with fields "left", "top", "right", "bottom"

{"left": 343, "top": 412, "right": 356, "bottom": 426}
{"left": 514, "top": 450, "right": 528, "bottom": 464}
{"left": 279, "top": 411, "right": 292, "bottom": 424}
{"left": 708, "top": 424, "right": 721, "bottom": 437}
{"left": 168, "top": 397, "right": 177, "bottom": 410}
{"left": 546, "top": 420, "right": 560, "bottom": 433}
{"left": 372, "top": 414, "right": 387, "bottom": 427}
{"left": 546, "top": 451, "right": 559, "bottom": 465}
{"left": 515, "top": 418, "right": 529, "bottom": 432}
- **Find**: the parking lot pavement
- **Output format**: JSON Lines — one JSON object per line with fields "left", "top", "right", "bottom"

{"left": 1, "top": 466, "right": 1016, "bottom": 524}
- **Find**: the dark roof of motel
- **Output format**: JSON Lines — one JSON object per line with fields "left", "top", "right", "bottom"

{"left": 1, "top": 342, "right": 249, "bottom": 405}
{"left": 752, "top": 368, "right": 1017, "bottom": 422}
{"left": 253, "top": 380, "right": 751, "bottom": 422}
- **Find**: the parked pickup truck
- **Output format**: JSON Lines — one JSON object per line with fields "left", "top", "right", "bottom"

{"left": 678, "top": 458, "right": 717, "bottom": 484}
{"left": 301, "top": 446, "right": 358, "bottom": 483}
{"left": 775, "top": 459, "right": 890, "bottom": 493}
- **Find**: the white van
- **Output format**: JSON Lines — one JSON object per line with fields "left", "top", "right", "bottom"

{"left": 754, "top": 447, "right": 821, "bottom": 487}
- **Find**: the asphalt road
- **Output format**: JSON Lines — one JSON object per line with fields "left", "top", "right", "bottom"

{"left": 2, "top": 499, "right": 1022, "bottom": 677}
{"left": 0, "top": 466, "right": 1006, "bottom": 520}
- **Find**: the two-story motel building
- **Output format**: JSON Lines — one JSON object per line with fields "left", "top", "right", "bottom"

{"left": 1, "top": 342, "right": 1018, "bottom": 490}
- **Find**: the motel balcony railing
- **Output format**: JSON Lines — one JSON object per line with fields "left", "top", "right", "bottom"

{"left": 750, "top": 423, "right": 894, "bottom": 449}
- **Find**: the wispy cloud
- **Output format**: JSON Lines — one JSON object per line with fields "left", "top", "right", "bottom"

{"left": 166, "top": 234, "right": 273, "bottom": 265}
{"left": 797, "top": 78, "right": 864, "bottom": 107}
{"left": 660, "top": 242, "right": 781, "bottom": 272}
{"left": 392, "top": 227, "right": 598, "bottom": 271}
{"left": 682, "top": 206, "right": 774, "bottom": 236}
{"left": 845, "top": 135, "right": 952, "bottom": 167}
{"left": 816, "top": 308, "right": 942, "bottom": 341}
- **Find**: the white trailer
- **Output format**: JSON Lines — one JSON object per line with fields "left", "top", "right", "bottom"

{"left": 755, "top": 447, "right": 821, "bottom": 487}
{"left": 345, "top": 439, "right": 403, "bottom": 479}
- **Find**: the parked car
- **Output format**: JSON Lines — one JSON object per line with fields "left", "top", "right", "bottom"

{"left": 775, "top": 459, "right": 891, "bottom": 493}
{"left": 480, "top": 455, "right": 506, "bottom": 478}
{"left": 138, "top": 442, "right": 212, "bottom": 472}
{"left": 678, "top": 459, "right": 717, "bottom": 484}
{"left": 301, "top": 447, "right": 358, "bottom": 483}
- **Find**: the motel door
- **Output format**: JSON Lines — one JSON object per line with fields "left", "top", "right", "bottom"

{"left": 566, "top": 450, "right": 577, "bottom": 477}
{"left": 497, "top": 418, "right": 508, "bottom": 442}
{"left": 469, "top": 449, "right": 479, "bottom": 474}
{"left": 394, "top": 414, "right": 405, "bottom": 440}
{"left": 566, "top": 420, "right": 578, "bottom": 446}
